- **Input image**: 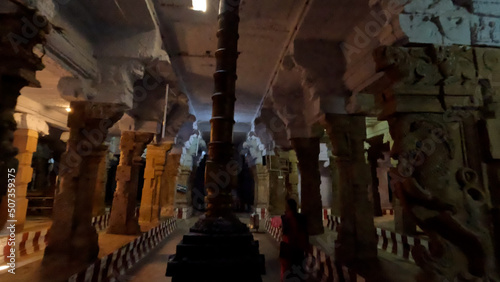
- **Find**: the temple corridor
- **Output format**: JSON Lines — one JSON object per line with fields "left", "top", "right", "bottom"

{"left": 1, "top": 0, "right": 500, "bottom": 281}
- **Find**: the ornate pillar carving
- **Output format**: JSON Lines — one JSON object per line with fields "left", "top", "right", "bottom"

{"left": 107, "top": 131, "right": 153, "bottom": 235}
{"left": 43, "top": 101, "right": 124, "bottom": 274}
{"left": 139, "top": 143, "right": 171, "bottom": 224}
{"left": 174, "top": 165, "right": 192, "bottom": 210}
{"left": 290, "top": 138, "right": 324, "bottom": 235}
{"left": 161, "top": 151, "right": 179, "bottom": 218}
{"left": 477, "top": 47, "right": 500, "bottom": 273}
{"left": 350, "top": 44, "right": 500, "bottom": 279}
{"left": 323, "top": 114, "right": 377, "bottom": 262}
{"left": 0, "top": 129, "right": 38, "bottom": 231}
{"left": 254, "top": 163, "right": 269, "bottom": 209}
{"left": 267, "top": 155, "right": 287, "bottom": 215}
{"left": 0, "top": 3, "right": 48, "bottom": 230}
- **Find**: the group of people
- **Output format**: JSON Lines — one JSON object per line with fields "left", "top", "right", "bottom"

{"left": 279, "top": 199, "right": 311, "bottom": 282}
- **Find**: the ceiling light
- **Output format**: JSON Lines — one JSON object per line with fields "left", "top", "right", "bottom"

{"left": 192, "top": 0, "right": 206, "bottom": 12}
{"left": 65, "top": 107, "right": 72, "bottom": 112}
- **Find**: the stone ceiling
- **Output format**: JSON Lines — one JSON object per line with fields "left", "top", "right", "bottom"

{"left": 20, "top": 0, "right": 372, "bottom": 139}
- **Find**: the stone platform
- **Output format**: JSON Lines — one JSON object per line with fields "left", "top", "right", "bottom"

{"left": 166, "top": 218, "right": 266, "bottom": 282}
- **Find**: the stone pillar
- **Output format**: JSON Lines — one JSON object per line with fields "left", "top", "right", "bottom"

{"left": 43, "top": 101, "right": 124, "bottom": 274}
{"left": 267, "top": 155, "right": 287, "bottom": 215}
{"left": 92, "top": 146, "right": 109, "bottom": 217}
{"left": 139, "top": 142, "right": 170, "bottom": 224}
{"left": 475, "top": 47, "right": 500, "bottom": 271}
{"left": 290, "top": 138, "right": 324, "bottom": 235}
{"left": 0, "top": 3, "right": 48, "bottom": 231}
{"left": 254, "top": 164, "right": 269, "bottom": 210}
{"left": 349, "top": 45, "right": 499, "bottom": 279}
{"left": 107, "top": 131, "right": 153, "bottom": 235}
{"left": 287, "top": 150, "right": 299, "bottom": 202}
{"left": 0, "top": 129, "right": 38, "bottom": 231}
{"left": 174, "top": 165, "right": 192, "bottom": 213}
{"left": 323, "top": 114, "right": 377, "bottom": 262}
{"left": 377, "top": 152, "right": 392, "bottom": 210}
{"left": 161, "top": 151, "right": 179, "bottom": 218}
{"left": 329, "top": 155, "right": 341, "bottom": 216}
{"left": 366, "top": 135, "right": 389, "bottom": 217}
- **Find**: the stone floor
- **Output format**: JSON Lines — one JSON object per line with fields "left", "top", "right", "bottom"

{"left": 0, "top": 213, "right": 438, "bottom": 282}
{"left": 0, "top": 225, "right": 138, "bottom": 281}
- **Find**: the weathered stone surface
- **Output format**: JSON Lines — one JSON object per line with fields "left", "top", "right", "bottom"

{"left": 161, "top": 152, "right": 180, "bottom": 218}
{"left": 322, "top": 114, "right": 377, "bottom": 262}
{"left": 43, "top": 101, "right": 124, "bottom": 277}
{"left": 388, "top": 113, "right": 498, "bottom": 280}
{"left": 174, "top": 165, "right": 192, "bottom": 209}
{"left": 0, "top": 3, "right": 48, "bottom": 231}
{"left": 92, "top": 147, "right": 109, "bottom": 217}
{"left": 108, "top": 131, "right": 153, "bottom": 235}
{"left": 0, "top": 129, "right": 38, "bottom": 232}
{"left": 139, "top": 142, "right": 171, "bottom": 224}
{"left": 253, "top": 164, "right": 270, "bottom": 209}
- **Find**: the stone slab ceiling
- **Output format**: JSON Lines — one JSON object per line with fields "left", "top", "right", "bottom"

{"left": 153, "top": 0, "right": 309, "bottom": 128}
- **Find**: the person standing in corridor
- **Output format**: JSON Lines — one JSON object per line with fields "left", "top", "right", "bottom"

{"left": 280, "top": 198, "right": 310, "bottom": 281}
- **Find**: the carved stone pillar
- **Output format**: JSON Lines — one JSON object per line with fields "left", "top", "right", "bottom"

{"left": 0, "top": 129, "right": 38, "bottom": 232}
{"left": 174, "top": 165, "right": 192, "bottom": 211}
{"left": 254, "top": 164, "right": 269, "bottom": 210}
{"left": 329, "top": 155, "right": 341, "bottom": 216}
{"left": 323, "top": 114, "right": 377, "bottom": 262}
{"left": 43, "top": 101, "right": 124, "bottom": 274}
{"left": 92, "top": 146, "right": 109, "bottom": 217}
{"left": 161, "top": 151, "right": 179, "bottom": 218}
{"left": 0, "top": 3, "right": 48, "bottom": 230}
{"left": 366, "top": 135, "right": 390, "bottom": 217}
{"left": 107, "top": 131, "right": 153, "bottom": 235}
{"left": 139, "top": 143, "right": 171, "bottom": 224}
{"left": 477, "top": 47, "right": 500, "bottom": 272}
{"left": 349, "top": 45, "right": 500, "bottom": 279}
{"left": 267, "top": 155, "right": 287, "bottom": 215}
{"left": 287, "top": 150, "right": 299, "bottom": 202}
{"left": 290, "top": 138, "right": 324, "bottom": 235}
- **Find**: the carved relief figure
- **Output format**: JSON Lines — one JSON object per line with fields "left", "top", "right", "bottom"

{"left": 389, "top": 113, "right": 498, "bottom": 281}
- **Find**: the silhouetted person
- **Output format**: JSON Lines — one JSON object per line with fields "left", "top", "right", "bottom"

{"left": 280, "top": 199, "right": 309, "bottom": 282}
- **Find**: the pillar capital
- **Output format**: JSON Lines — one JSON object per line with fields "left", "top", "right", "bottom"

{"left": 14, "top": 112, "right": 49, "bottom": 134}
{"left": 67, "top": 101, "right": 126, "bottom": 129}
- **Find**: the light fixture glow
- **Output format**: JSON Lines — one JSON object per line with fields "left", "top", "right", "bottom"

{"left": 192, "top": 0, "right": 206, "bottom": 12}
{"left": 65, "top": 107, "right": 72, "bottom": 112}
{"left": 0, "top": 265, "right": 9, "bottom": 271}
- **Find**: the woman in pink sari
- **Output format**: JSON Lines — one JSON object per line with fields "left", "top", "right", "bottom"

{"left": 279, "top": 199, "right": 309, "bottom": 282}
